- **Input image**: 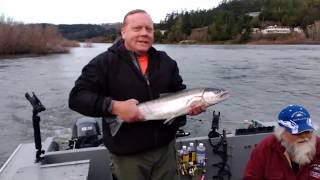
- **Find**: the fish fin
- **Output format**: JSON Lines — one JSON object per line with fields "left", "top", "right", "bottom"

{"left": 163, "top": 116, "right": 176, "bottom": 125}
{"left": 106, "top": 118, "right": 124, "bottom": 137}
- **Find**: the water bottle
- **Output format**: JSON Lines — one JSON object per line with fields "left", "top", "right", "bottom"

{"left": 178, "top": 149, "right": 184, "bottom": 162}
{"left": 189, "top": 142, "right": 196, "bottom": 163}
{"left": 182, "top": 145, "right": 189, "bottom": 164}
{"left": 187, "top": 146, "right": 192, "bottom": 165}
{"left": 196, "top": 143, "right": 206, "bottom": 167}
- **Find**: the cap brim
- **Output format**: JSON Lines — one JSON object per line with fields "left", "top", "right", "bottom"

{"left": 292, "top": 123, "right": 314, "bottom": 135}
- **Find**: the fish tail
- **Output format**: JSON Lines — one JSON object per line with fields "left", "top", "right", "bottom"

{"left": 163, "top": 116, "right": 176, "bottom": 125}
{"left": 107, "top": 118, "right": 124, "bottom": 137}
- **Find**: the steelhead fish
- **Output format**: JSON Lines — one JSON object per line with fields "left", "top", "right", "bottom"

{"left": 107, "top": 88, "right": 229, "bottom": 136}
{"left": 138, "top": 87, "right": 229, "bottom": 124}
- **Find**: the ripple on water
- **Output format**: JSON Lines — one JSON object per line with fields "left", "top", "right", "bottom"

{"left": 1, "top": 44, "right": 320, "bottom": 166}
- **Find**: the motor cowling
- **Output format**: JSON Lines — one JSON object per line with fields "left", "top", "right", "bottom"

{"left": 69, "top": 117, "right": 102, "bottom": 149}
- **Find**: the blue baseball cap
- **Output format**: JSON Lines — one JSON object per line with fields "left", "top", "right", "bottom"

{"left": 278, "top": 104, "right": 314, "bottom": 134}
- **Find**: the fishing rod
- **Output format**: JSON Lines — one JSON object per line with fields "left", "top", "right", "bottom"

{"left": 208, "top": 111, "right": 231, "bottom": 180}
{"left": 25, "top": 92, "right": 46, "bottom": 163}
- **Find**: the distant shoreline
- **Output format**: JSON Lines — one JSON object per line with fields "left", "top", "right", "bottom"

{"left": 159, "top": 39, "right": 320, "bottom": 45}
{"left": 1, "top": 40, "right": 320, "bottom": 59}
{"left": 247, "top": 38, "right": 320, "bottom": 45}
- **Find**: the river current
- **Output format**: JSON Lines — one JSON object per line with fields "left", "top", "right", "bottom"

{"left": 0, "top": 44, "right": 319, "bottom": 166}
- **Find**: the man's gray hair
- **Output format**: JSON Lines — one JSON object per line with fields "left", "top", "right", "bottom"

{"left": 122, "top": 9, "right": 148, "bottom": 27}
{"left": 274, "top": 125, "right": 286, "bottom": 141}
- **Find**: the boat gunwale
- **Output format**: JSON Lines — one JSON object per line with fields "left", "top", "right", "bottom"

{"left": 0, "top": 144, "right": 22, "bottom": 174}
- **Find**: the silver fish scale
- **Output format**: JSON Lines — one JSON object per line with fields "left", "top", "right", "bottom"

{"left": 138, "top": 88, "right": 224, "bottom": 121}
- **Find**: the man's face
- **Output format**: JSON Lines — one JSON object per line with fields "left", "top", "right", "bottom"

{"left": 121, "top": 12, "right": 154, "bottom": 55}
{"left": 281, "top": 130, "right": 316, "bottom": 165}
{"left": 282, "top": 130, "right": 313, "bottom": 145}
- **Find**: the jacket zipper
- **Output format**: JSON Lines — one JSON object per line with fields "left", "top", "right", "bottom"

{"left": 130, "top": 52, "right": 158, "bottom": 146}
{"left": 145, "top": 68, "right": 158, "bottom": 147}
{"left": 144, "top": 75, "right": 153, "bottom": 100}
{"left": 130, "top": 52, "right": 153, "bottom": 100}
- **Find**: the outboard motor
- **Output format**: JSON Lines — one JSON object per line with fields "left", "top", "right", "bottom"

{"left": 69, "top": 117, "right": 102, "bottom": 149}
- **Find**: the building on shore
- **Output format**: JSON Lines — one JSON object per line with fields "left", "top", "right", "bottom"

{"left": 293, "top": 27, "right": 304, "bottom": 34}
{"left": 250, "top": 25, "right": 305, "bottom": 42}
{"left": 261, "top": 25, "right": 291, "bottom": 34}
{"left": 245, "top": 12, "right": 260, "bottom": 18}
{"left": 160, "top": 30, "right": 167, "bottom": 35}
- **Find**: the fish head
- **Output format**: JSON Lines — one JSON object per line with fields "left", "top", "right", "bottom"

{"left": 203, "top": 88, "right": 229, "bottom": 106}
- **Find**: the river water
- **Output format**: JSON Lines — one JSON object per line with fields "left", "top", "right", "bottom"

{"left": 0, "top": 44, "right": 320, "bottom": 166}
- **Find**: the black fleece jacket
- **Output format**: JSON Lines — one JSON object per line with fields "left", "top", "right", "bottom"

{"left": 69, "top": 40, "right": 186, "bottom": 155}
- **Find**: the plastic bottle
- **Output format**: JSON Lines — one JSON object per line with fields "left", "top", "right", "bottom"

{"left": 189, "top": 142, "right": 196, "bottom": 163}
{"left": 178, "top": 149, "right": 184, "bottom": 162}
{"left": 182, "top": 145, "right": 189, "bottom": 163}
{"left": 196, "top": 143, "right": 206, "bottom": 167}
{"left": 187, "top": 146, "right": 192, "bottom": 165}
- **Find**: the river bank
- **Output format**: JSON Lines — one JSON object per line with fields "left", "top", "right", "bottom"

{"left": 248, "top": 34, "right": 320, "bottom": 45}
{"left": 0, "top": 19, "right": 81, "bottom": 57}
{"left": 165, "top": 34, "right": 320, "bottom": 45}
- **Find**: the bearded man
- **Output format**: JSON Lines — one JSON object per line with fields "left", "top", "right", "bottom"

{"left": 243, "top": 104, "right": 320, "bottom": 179}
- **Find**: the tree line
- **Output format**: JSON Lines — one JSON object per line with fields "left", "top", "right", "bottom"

{"left": 155, "top": 0, "right": 320, "bottom": 43}
{"left": 0, "top": 16, "right": 121, "bottom": 56}
{"left": 58, "top": 23, "right": 120, "bottom": 42}
{"left": 2, "top": 0, "right": 320, "bottom": 56}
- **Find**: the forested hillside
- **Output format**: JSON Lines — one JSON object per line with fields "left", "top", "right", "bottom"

{"left": 58, "top": 23, "right": 120, "bottom": 41}
{"left": 156, "top": 0, "right": 320, "bottom": 42}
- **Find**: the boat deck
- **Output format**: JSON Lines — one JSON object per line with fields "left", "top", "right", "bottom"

{"left": 0, "top": 131, "right": 272, "bottom": 180}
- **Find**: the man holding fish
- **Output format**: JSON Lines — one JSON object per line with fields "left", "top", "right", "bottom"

{"left": 69, "top": 9, "right": 228, "bottom": 180}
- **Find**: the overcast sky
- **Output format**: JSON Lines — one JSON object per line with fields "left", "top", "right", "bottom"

{"left": 1, "top": 0, "right": 221, "bottom": 24}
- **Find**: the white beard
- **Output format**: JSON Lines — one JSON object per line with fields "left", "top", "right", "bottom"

{"left": 281, "top": 134, "right": 316, "bottom": 165}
